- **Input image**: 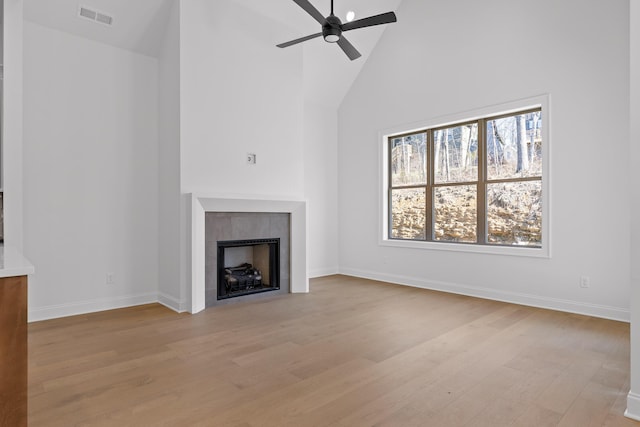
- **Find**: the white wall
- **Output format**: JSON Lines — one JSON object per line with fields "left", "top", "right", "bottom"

{"left": 338, "top": 0, "right": 631, "bottom": 320}
{"left": 23, "top": 22, "right": 160, "bottom": 321}
{"left": 304, "top": 101, "right": 339, "bottom": 277}
{"left": 628, "top": 0, "right": 640, "bottom": 420}
{"left": 157, "top": 1, "right": 183, "bottom": 311}
{"left": 179, "top": 0, "right": 304, "bottom": 197}
{"left": 3, "top": 0, "right": 23, "bottom": 249}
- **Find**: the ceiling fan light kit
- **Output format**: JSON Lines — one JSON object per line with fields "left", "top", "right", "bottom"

{"left": 277, "top": 0, "right": 397, "bottom": 61}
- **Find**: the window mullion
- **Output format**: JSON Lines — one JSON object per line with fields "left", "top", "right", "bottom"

{"left": 426, "top": 130, "right": 434, "bottom": 241}
{"left": 477, "top": 119, "right": 487, "bottom": 244}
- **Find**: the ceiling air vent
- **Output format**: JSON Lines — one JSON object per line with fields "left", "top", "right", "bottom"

{"left": 78, "top": 5, "right": 114, "bottom": 26}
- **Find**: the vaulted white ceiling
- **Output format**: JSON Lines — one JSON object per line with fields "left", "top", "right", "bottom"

{"left": 24, "top": 0, "right": 403, "bottom": 108}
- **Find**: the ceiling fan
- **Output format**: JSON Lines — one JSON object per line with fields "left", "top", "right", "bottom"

{"left": 277, "top": 0, "right": 397, "bottom": 61}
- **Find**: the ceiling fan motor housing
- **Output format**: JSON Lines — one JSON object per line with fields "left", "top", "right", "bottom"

{"left": 323, "top": 15, "right": 342, "bottom": 42}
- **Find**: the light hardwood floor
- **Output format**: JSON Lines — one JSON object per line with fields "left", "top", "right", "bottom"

{"left": 28, "top": 275, "right": 638, "bottom": 426}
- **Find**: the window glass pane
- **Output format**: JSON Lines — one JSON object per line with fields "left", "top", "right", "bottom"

{"left": 487, "top": 111, "right": 542, "bottom": 180}
{"left": 390, "top": 188, "right": 426, "bottom": 240}
{"left": 487, "top": 181, "right": 542, "bottom": 246}
{"left": 434, "top": 123, "right": 478, "bottom": 184}
{"left": 434, "top": 185, "right": 477, "bottom": 243}
{"left": 390, "top": 133, "right": 427, "bottom": 186}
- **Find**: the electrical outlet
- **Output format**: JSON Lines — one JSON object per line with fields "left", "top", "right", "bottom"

{"left": 246, "top": 153, "right": 257, "bottom": 165}
{"left": 106, "top": 272, "right": 115, "bottom": 285}
{"left": 580, "top": 276, "right": 590, "bottom": 288}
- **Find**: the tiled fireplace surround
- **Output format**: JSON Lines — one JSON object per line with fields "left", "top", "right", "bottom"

{"left": 190, "top": 195, "right": 308, "bottom": 314}
{"left": 206, "top": 212, "right": 290, "bottom": 306}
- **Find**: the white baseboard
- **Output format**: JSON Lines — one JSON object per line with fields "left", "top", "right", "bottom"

{"left": 28, "top": 292, "right": 158, "bottom": 323}
{"left": 309, "top": 266, "right": 340, "bottom": 279}
{"left": 338, "top": 268, "right": 630, "bottom": 322}
{"left": 27, "top": 269, "right": 630, "bottom": 323}
{"left": 626, "top": 392, "right": 640, "bottom": 421}
{"left": 158, "top": 292, "right": 188, "bottom": 313}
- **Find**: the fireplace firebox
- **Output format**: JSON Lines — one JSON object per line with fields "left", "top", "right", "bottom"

{"left": 217, "top": 238, "right": 280, "bottom": 300}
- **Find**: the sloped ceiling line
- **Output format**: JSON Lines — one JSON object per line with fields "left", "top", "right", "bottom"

{"left": 24, "top": 0, "right": 403, "bottom": 108}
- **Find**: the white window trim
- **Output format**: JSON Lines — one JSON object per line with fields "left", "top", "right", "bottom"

{"left": 379, "top": 94, "right": 552, "bottom": 258}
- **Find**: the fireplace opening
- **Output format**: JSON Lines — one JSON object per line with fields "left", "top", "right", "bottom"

{"left": 217, "top": 238, "right": 280, "bottom": 300}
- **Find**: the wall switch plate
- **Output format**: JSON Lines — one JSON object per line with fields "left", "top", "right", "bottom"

{"left": 580, "top": 276, "right": 590, "bottom": 288}
{"left": 247, "top": 153, "right": 257, "bottom": 165}
{"left": 106, "top": 272, "right": 115, "bottom": 285}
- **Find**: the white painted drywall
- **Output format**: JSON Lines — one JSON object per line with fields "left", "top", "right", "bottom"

{"left": 628, "top": 0, "right": 640, "bottom": 420}
{"left": 304, "top": 101, "right": 339, "bottom": 277}
{"left": 2, "top": 0, "right": 23, "bottom": 250}
{"left": 157, "top": 0, "right": 183, "bottom": 311}
{"left": 338, "top": 0, "right": 631, "bottom": 319}
{"left": 23, "top": 22, "right": 160, "bottom": 321}
{"left": 178, "top": 0, "right": 304, "bottom": 198}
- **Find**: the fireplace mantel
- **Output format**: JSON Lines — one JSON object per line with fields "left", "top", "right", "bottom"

{"left": 190, "top": 194, "right": 308, "bottom": 314}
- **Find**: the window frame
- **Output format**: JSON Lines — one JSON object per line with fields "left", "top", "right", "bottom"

{"left": 380, "top": 95, "right": 551, "bottom": 258}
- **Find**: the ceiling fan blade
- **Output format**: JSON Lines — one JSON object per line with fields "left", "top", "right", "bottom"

{"left": 337, "top": 36, "right": 361, "bottom": 61}
{"left": 293, "top": 0, "right": 326, "bottom": 25}
{"left": 277, "top": 32, "right": 323, "bottom": 48}
{"left": 342, "top": 11, "right": 397, "bottom": 32}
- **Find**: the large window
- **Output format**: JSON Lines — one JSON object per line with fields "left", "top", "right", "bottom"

{"left": 387, "top": 107, "right": 543, "bottom": 249}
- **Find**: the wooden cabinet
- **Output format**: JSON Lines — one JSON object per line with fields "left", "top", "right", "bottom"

{"left": 0, "top": 275, "right": 28, "bottom": 427}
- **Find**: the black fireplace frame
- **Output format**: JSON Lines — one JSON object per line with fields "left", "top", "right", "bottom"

{"left": 216, "top": 238, "right": 280, "bottom": 300}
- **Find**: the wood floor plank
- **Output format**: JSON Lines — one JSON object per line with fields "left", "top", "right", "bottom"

{"left": 27, "top": 275, "right": 638, "bottom": 426}
{"left": 511, "top": 404, "right": 564, "bottom": 426}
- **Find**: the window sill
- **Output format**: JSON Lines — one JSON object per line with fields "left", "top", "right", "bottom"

{"left": 379, "top": 238, "right": 550, "bottom": 258}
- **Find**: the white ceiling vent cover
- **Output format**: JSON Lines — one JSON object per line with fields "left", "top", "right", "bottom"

{"left": 78, "top": 5, "right": 114, "bottom": 26}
